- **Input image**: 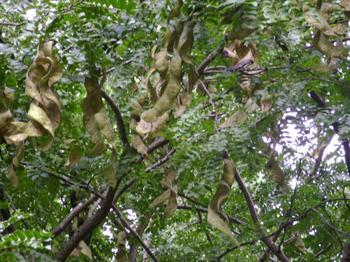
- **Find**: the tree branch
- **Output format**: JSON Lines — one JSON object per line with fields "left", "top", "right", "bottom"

{"left": 52, "top": 194, "right": 99, "bottom": 237}
{"left": 100, "top": 90, "right": 129, "bottom": 148}
{"left": 55, "top": 186, "right": 116, "bottom": 261}
{"left": 137, "top": 137, "right": 169, "bottom": 163}
{"left": 342, "top": 243, "right": 350, "bottom": 262}
{"left": 146, "top": 137, "right": 169, "bottom": 154}
{"left": 218, "top": 197, "right": 350, "bottom": 259}
{"left": 177, "top": 205, "right": 245, "bottom": 225}
{"left": 129, "top": 211, "right": 153, "bottom": 261}
{"left": 114, "top": 178, "right": 137, "bottom": 202}
{"left": 309, "top": 135, "right": 334, "bottom": 177}
{"left": 0, "top": 187, "right": 15, "bottom": 235}
{"left": 0, "top": 21, "right": 25, "bottom": 26}
{"left": 309, "top": 91, "right": 350, "bottom": 177}
{"left": 260, "top": 162, "right": 302, "bottom": 261}
{"left": 145, "top": 149, "right": 175, "bottom": 172}
{"left": 178, "top": 192, "right": 207, "bottom": 207}
{"left": 233, "top": 165, "right": 289, "bottom": 262}
{"left": 196, "top": 42, "right": 225, "bottom": 76}
{"left": 112, "top": 205, "right": 158, "bottom": 262}
{"left": 309, "top": 91, "right": 326, "bottom": 108}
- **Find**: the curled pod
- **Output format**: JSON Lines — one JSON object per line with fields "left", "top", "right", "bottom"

{"left": 208, "top": 159, "right": 239, "bottom": 245}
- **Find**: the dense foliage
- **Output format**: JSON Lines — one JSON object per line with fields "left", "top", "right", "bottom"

{"left": 1, "top": 0, "right": 350, "bottom": 261}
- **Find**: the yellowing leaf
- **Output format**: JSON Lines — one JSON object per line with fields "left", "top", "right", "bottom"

{"left": 95, "top": 109, "right": 115, "bottom": 143}
{"left": 131, "top": 134, "right": 148, "bottom": 156}
{"left": 136, "top": 112, "right": 169, "bottom": 137}
{"left": 150, "top": 169, "right": 177, "bottom": 218}
{"left": 245, "top": 97, "right": 259, "bottom": 113}
{"left": 153, "top": 49, "right": 168, "bottom": 73}
{"left": 220, "top": 110, "right": 247, "bottom": 129}
{"left": 168, "top": 0, "right": 183, "bottom": 21}
{"left": 175, "top": 93, "right": 192, "bottom": 117}
{"left": 26, "top": 40, "right": 62, "bottom": 135}
{"left": 266, "top": 155, "right": 285, "bottom": 185}
{"left": 116, "top": 231, "right": 128, "bottom": 262}
{"left": 2, "top": 40, "right": 62, "bottom": 186}
{"left": 312, "top": 61, "right": 338, "bottom": 73}
{"left": 313, "top": 31, "right": 348, "bottom": 59}
{"left": 7, "top": 164, "right": 18, "bottom": 187}
{"left": 3, "top": 87, "right": 15, "bottom": 102}
{"left": 150, "top": 189, "right": 171, "bottom": 207}
{"left": 86, "top": 143, "right": 106, "bottom": 158}
{"left": 7, "top": 142, "right": 24, "bottom": 187}
{"left": 260, "top": 94, "right": 272, "bottom": 112}
{"left": 79, "top": 241, "right": 92, "bottom": 260}
{"left": 65, "top": 144, "right": 83, "bottom": 167}
{"left": 70, "top": 241, "right": 92, "bottom": 260}
{"left": 104, "top": 163, "right": 116, "bottom": 187}
{"left": 341, "top": 0, "right": 350, "bottom": 11}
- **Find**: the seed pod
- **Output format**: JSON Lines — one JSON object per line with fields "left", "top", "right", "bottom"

{"left": 208, "top": 159, "right": 239, "bottom": 245}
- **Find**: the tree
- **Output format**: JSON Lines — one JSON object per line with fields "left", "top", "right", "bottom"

{"left": 0, "top": 0, "right": 350, "bottom": 261}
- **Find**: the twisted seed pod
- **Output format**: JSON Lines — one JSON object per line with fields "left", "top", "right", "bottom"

{"left": 134, "top": 0, "right": 195, "bottom": 138}
{"left": 208, "top": 159, "right": 239, "bottom": 245}
{"left": 26, "top": 41, "right": 62, "bottom": 134}
{"left": 0, "top": 41, "right": 62, "bottom": 186}
{"left": 83, "top": 68, "right": 115, "bottom": 156}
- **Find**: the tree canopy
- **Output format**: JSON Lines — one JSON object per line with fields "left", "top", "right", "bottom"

{"left": 1, "top": 0, "right": 350, "bottom": 261}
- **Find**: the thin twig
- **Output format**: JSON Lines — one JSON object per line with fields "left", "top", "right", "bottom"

{"left": 196, "top": 210, "right": 213, "bottom": 245}
{"left": 196, "top": 42, "right": 225, "bottom": 76}
{"left": 177, "top": 205, "right": 245, "bottom": 225}
{"left": 198, "top": 78, "right": 218, "bottom": 123}
{"left": 147, "top": 137, "right": 169, "bottom": 154}
{"left": 312, "top": 208, "right": 350, "bottom": 237}
{"left": 114, "top": 178, "right": 137, "bottom": 201}
{"left": 0, "top": 187, "right": 16, "bottom": 235}
{"left": 309, "top": 135, "right": 334, "bottom": 177}
{"left": 233, "top": 164, "right": 289, "bottom": 262}
{"left": 53, "top": 194, "right": 99, "bottom": 237}
{"left": 0, "top": 21, "right": 26, "bottom": 26}
{"left": 218, "top": 197, "right": 350, "bottom": 259}
{"left": 100, "top": 90, "right": 129, "bottom": 147}
{"left": 129, "top": 211, "right": 153, "bottom": 262}
{"left": 259, "top": 160, "right": 302, "bottom": 262}
{"left": 309, "top": 91, "right": 350, "bottom": 177}
{"left": 112, "top": 205, "right": 159, "bottom": 262}
{"left": 137, "top": 137, "right": 169, "bottom": 163}
{"left": 145, "top": 149, "right": 176, "bottom": 172}
{"left": 178, "top": 192, "right": 207, "bottom": 207}
{"left": 55, "top": 186, "right": 116, "bottom": 261}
